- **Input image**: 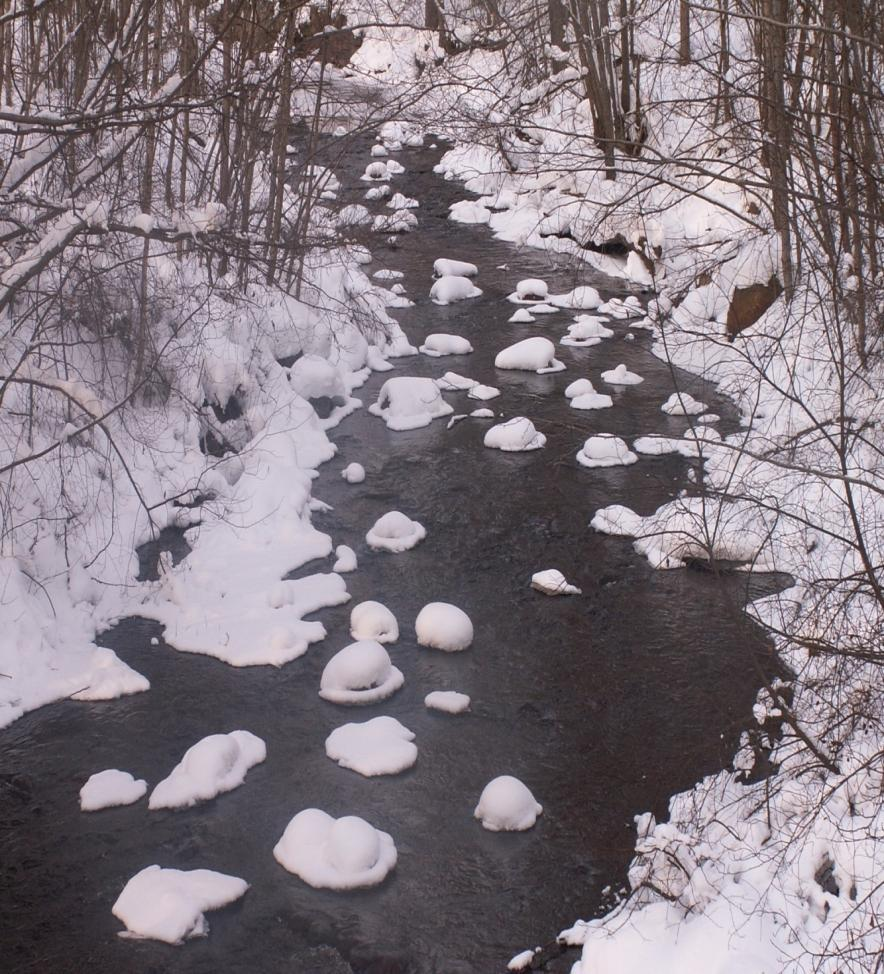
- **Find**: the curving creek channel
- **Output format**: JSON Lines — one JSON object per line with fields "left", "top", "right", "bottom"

{"left": 1, "top": 131, "right": 782, "bottom": 974}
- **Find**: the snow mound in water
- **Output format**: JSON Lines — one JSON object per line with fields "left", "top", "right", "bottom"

{"left": 471, "top": 407, "right": 495, "bottom": 418}
{"left": 373, "top": 209, "right": 417, "bottom": 233}
{"left": 508, "top": 309, "right": 535, "bottom": 323}
{"left": 571, "top": 390, "right": 613, "bottom": 410}
{"left": 661, "top": 392, "right": 707, "bottom": 415}
{"left": 474, "top": 775, "right": 543, "bottom": 832}
{"left": 598, "top": 295, "right": 643, "bottom": 318}
{"left": 495, "top": 337, "right": 564, "bottom": 374}
{"left": 425, "top": 691, "right": 471, "bottom": 714}
{"left": 510, "top": 278, "right": 548, "bottom": 302}
{"left": 549, "top": 285, "right": 601, "bottom": 309}
{"left": 590, "top": 504, "right": 644, "bottom": 536}
{"left": 350, "top": 601, "right": 398, "bottom": 643}
{"left": 366, "top": 511, "right": 426, "bottom": 552}
{"left": 468, "top": 383, "right": 500, "bottom": 401}
{"left": 361, "top": 161, "right": 389, "bottom": 181}
{"left": 336, "top": 204, "right": 372, "bottom": 230}
{"left": 601, "top": 363, "right": 644, "bottom": 385}
{"left": 369, "top": 376, "right": 453, "bottom": 431}
{"left": 333, "top": 545, "right": 357, "bottom": 573}
{"left": 576, "top": 434, "right": 639, "bottom": 468}
{"left": 561, "top": 316, "right": 615, "bottom": 347}
{"left": 386, "top": 159, "right": 405, "bottom": 175}
{"left": 508, "top": 948, "right": 540, "bottom": 971}
{"left": 387, "top": 192, "right": 418, "bottom": 209}
{"left": 149, "top": 731, "right": 266, "bottom": 810}
{"left": 419, "top": 334, "right": 473, "bottom": 357}
{"left": 112, "top": 865, "right": 249, "bottom": 943}
{"left": 430, "top": 275, "right": 483, "bottom": 305}
{"left": 565, "top": 379, "right": 595, "bottom": 398}
{"left": 372, "top": 268, "right": 402, "bottom": 281}
{"left": 449, "top": 200, "right": 491, "bottom": 224}
{"left": 287, "top": 354, "right": 348, "bottom": 402}
{"left": 364, "top": 185, "right": 390, "bottom": 201}
{"left": 80, "top": 770, "right": 147, "bottom": 811}
{"left": 415, "top": 602, "right": 474, "bottom": 651}
{"left": 273, "top": 810, "right": 396, "bottom": 890}
{"left": 319, "top": 640, "right": 404, "bottom": 706}
{"left": 436, "top": 371, "right": 477, "bottom": 391}
{"left": 434, "top": 258, "right": 478, "bottom": 278}
{"left": 325, "top": 716, "right": 416, "bottom": 776}
{"left": 484, "top": 417, "right": 546, "bottom": 452}
{"left": 370, "top": 143, "right": 388, "bottom": 157}
{"left": 531, "top": 569, "right": 582, "bottom": 596}
{"left": 341, "top": 462, "right": 365, "bottom": 483}
{"left": 527, "top": 303, "right": 560, "bottom": 314}
{"left": 633, "top": 435, "right": 684, "bottom": 456}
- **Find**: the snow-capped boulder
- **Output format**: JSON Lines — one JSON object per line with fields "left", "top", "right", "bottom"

{"left": 436, "top": 371, "right": 477, "bottom": 391}
{"left": 576, "top": 434, "right": 639, "bottom": 468}
{"left": 433, "top": 258, "right": 478, "bottom": 278}
{"left": 319, "top": 640, "right": 404, "bottom": 706}
{"left": 424, "top": 691, "right": 471, "bottom": 714}
{"left": 430, "top": 275, "right": 483, "bottom": 305}
{"left": 415, "top": 602, "right": 474, "bottom": 651}
{"left": 449, "top": 200, "right": 491, "bottom": 224}
{"left": 365, "top": 511, "right": 426, "bottom": 552}
{"left": 325, "top": 716, "right": 416, "bottom": 776}
{"left": 661, "top": 392, "right": 707, "bottom": 415}
{"left": 484, "top": 417, "right": 546, "bottom": 452}
{"left": 494, "top": 337, "right": 564, "bottom": 374}
{"left": 273, "top": 810, "right": 396, "bottom": 889}
{"left": 508, "top": 309, "right": 535, "bottom": 323}
{"left": 601, "top": 363, "right": 644, "bottom": 385}
{"left": 80, "top": 770, "right": 147, "bottom": 811}
{"left": 419, "top": 334, "right": 474, "bottom": 357}
{"left": 369, "top": 376, "right": 453, "bottom": 430}
{"left": 474, "top": 776, "right": 543, "bottom": 832}
{"left": 341, "top": 462, "right": 366, "bottom": 484}
{"left": 148, "top": 731, "right": 266, "bottom": 810}
{"left": 350, "top": 600, "right": 399, "bottom": 643}
{"left": 511, "top": 278, "right": 548, "bottom": 302}
{"left": 333, "top": 545, "right": 357, "bottom": 573}
{"left": 288, "top": 354, "right": 347, "bottom": 403}
{"left": 531, "top": 569, "right": 582, "bottom": 596}
{"left": 468, "top": 383, "right": 500, "bottom": 401}
{"left": 561, "top": 316, "right": 614, "bottom": 347}
{"left": 549, "top": 285, "right": 601, "bottom": 309}
{"left": 362, "top": 161, "right": 389, "bottom": 181}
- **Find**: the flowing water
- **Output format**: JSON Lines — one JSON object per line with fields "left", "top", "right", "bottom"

{"left": 0, "top": 133, "right": 781, "bottom": 974}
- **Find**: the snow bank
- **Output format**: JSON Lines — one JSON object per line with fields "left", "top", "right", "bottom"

{"left": 419, "top": 334, "right": 474, "bottom": 357}
{"left": 273, "top": 809, "right": 396, "bottom": 890}
{"left": 112, "top": 865, "right": 249, "bottom": 943}
{"left": 576, "top": 435, "right": 638, "bottom": 468}
{"left": 425, "top": 691, "right": 471, "bottom": 714}
{"left": 415, "top": 602, "right": 474, "bottom": 651}
{"left": 369, "top": 376, "right": 453, "bottom": 430}
{"left": 80, "top": 770, "right": 147, "bottom": 811}
{"left": 531, "top": 570, "right": 582, "bottom": 596}
{"left": 430, "top": 275, "right": 483, "bottom": 305}
{"left": 601, "top": 363, "right": 644, "bottom": 385}
{"left": 494, "top": 337, "right": 564, "bottom": 374}
{"left": 474, "top": 776, "right": 543, "bottom": 832}
{"left": 325, "top": 716, "right": 417, "bottom": 776}
{"left": 149, "top": 731, "right": 266, "bottom": 810}
{"left": 319, "top": 640, "right": 404, "bottom": 706}
{"left": 434, "top": 258, "right": 478, "bottom": 278}
{"left": 484, "top": 417, "right": 546, "bottom": 452}
{"left": 449, "top": 200, "right": 491, "bottom": 224}
{"left": 341, "top": 462, "right": 366, "bottom": 484}
{"left": 365, "top": 511, "right": 426, "bottom": 553}
{"left": 350, "top": 600, "right": 399, "bottom": 643}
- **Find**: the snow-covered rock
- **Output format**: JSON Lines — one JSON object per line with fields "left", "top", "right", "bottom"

{"left": 149, "top": 731, "right": 266, "bottom": 810}
{"left": 365, "top": 185, "right": 391, "bottom": 201}
{"left": 112, "top": 866, "right": 249, "bottom": 943}
{"left": 372, "top": 269, "right": 402, "bottom": 281}
{"left": 287, "top": 354, "right": 347, "bottom": 403}
{"left": 436, "top": 371, "right": 477, "bottom": 391}
{"left": 333, "top": 545, "right": 357, "bottom": 573}
{"left": 511, "top": 278, "right": 548, "bottom": 302}
{"left": 508, "top": 309, "right": 535, "bottom": 323}
{"left": 508, "top": 948, "right": 540, "bottom": 971}
{"left": 468, "top": 383, "right": 500, "bottom": 401}
{"left": 564, "top": 378, "right": 613, "bottom": 409}
{"left": 362, "top": 161, "right": 390, "bottom": 181}
{"left": 430, "top": 275, "right": 483, "bottom": 305}
{"left": 484, "top": 417, "right": 546, "bottom": 452}
{"left": 369, "top": 376, "right": 453, "bottom": 430}
{"left": 415, "top": 602, "right": 474, "bottom": 651}
{"left": 471, "top": 407, "right": 495, "bottom": 418}
{"left": 80, "top": 770, "right": 147, "bottom": 811}
{"left": 601, "top": 363, "right": 644, "bottom": 385}
{"left": 474, "top": 776, "right": 543, "bottom": 832}
{"left": 341, "top": 462, "right": 366, "bottom": 484}
{"left": 373, "top": 209, "right": 418, "bottom": 233}
{"left": 549, "top": 285, "right": 601, "bottom": 309}
{"left": 561, "top": 316, "right": 614, "bottom": 347}
{"left": 531, "top": 569, "right": 582, "bottom": 596}
{"left": 495, "top": 337, "right": 564, "bottom": 374}
{"left": 325, "top": 716, "right": 416, "bottom": 776}
{"left": 273, "top": 810, "right": 396, "bottom": 890}
{"left": 419, "top": 334, "right": 473, "bottom": 357}
{"left": 350, "top": 600, "right": 399, "bottom": 643}
{"left": 661, "top": 392, "right": 707, "bottom": 415}
{"left": 319, "top": 640, "right": 404, "bottom": 705}
{"left": 370, "top": 144, "right": 388, "bottom": 157}
{"left": 449, "top": 200, "right": 491, "bottom": 224}
{"left": 365, "top": 511, "right": 426, "bottom": 552}
{"left": 388, "top": 192, "right": 418, "bottom": 209}
{"left": 433, "top": 258, "right": 478, "bottom": 278}
{"left": 424, "top": 691, "right": 471, "bottom": 714}
{"left": 576, "top": 435, "right": 639, "bottom": 468}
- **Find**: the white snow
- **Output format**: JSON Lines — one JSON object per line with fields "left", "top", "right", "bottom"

{"left": 148, "top": 731, "right": 266, "bottom": 810}
{"left": 527, "top": 303, "right": 560, "bottom": 314}
{"left": 601, "top": 363, "right": 644, "bottom": 385}
{"left": 273, "top": 809, "right": 396, "bottom": 890}
{"left": 484, "top": 417, "right": 546, "bottom": 452}
{"left": 362, "top": 161, "right": 390, "bottom": 181}
{"left": 561, "top": 316, "right": 614, "bottom": 347}
{"left": 80, "top": 770, "right": 147, "bottom": 811}
{"left": 319, "top": 640, "right": 404, "bottom": 706}
{"left": 565, "top": 378, "right": 614, "bottom": 410}
{"left": 576, "top": 435, "right": 639, "bottom": 468}
{"left": 549, "top": 285, "right": 601, "bottom": 309}
{"left": 370, "top": 144, "right": 388, "bottom": 157}
{"left": 494, "top": 337, "right": 565, "bottom": 374}
{"left": 470, "top": 407, "right": 495, "bottom": 418}
{"left": 430, "top": 275, "right": 483, "bottom": 305}
{"left": 468, "top": 383, "right": 500, "bottom": 401}
{"left": 508, "top": 309, "right": 535, "bottom": 323}
{"left": 474, "top": 776, "right": 543, "bottom": 832}
{"left": 508, "top": 949, "right": 540, "bottom": 971}
{"left": 512, "top": 278, "right": 548, "bottom": 301}
{"left": 424, "top": 691, "right": 471, "bottom": 714}
{"left": 373, "top": 210, "right": 418, "bottom": 234}
{"left": 350, "top": 600, "right": 399, "bottom": 644}
{"left": 365, "top": 511, "right": 426, "bottom": 553}
{"left": 661, "top": 392, "right": 707, "bottom": 415}
{"left": 415, "top": 602, "right": 474, "bottom": 652}
{"left": 112, "top": 865, "right": 249, "bottom": 943}
{"left": 387, "top": 193, "right": 418, "bottom": 209}
{"left": 325, "top": 716, "right": 416, "bottom": 776}
{"left": 565, "top": 379, "right": 595, "bottom": 398}
{"left": 436, "top": 371, "right": 477, "bottom": 391}
{"left": 433, "top": 258, "right": 478, "bottom": 278}
{"left": 341, "top": 462, "right": 366, "bottom": 484}
{"left": 419, "top": 334, "right": 474, "bottom": 357}
{"left": 531, "top": 570, "right": 582, "bottom": 596}
{"left": 364, "top": 185, "right": 391, "bottom": 201}
{"left": 372, "top": 269, "right": 403, "bottom": 281}
{"left": 369, "top": 376, "right": 453, "bottom": 430}
{"left": 449, "top": 200, "right": 491, "bottom": 224}
{"left": 333, "top": 545, "right": 357, "bottom": 573}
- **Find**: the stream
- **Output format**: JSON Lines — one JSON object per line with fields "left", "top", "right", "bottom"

{"left": 0, "top": 133, "right": 781, "bottom": 974}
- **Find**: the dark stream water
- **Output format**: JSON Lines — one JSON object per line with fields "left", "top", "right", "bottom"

{"left": 1, "top": 134, "right": 780, "bottom": 974}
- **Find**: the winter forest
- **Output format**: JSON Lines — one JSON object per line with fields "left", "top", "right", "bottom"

{"left": 0, "top": 0, "right": 881, "bottom": 971}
